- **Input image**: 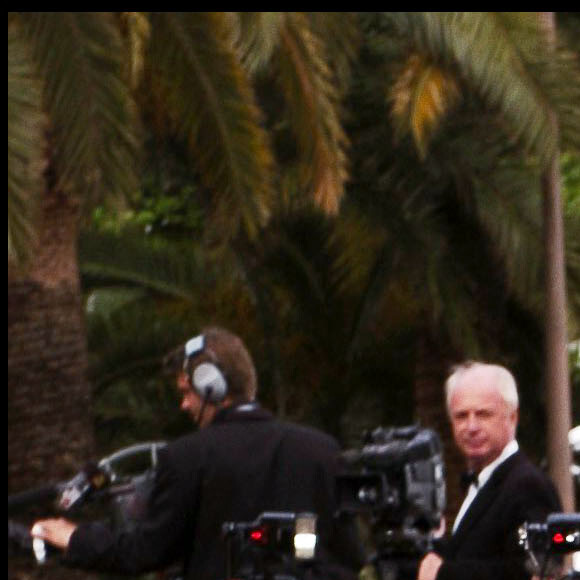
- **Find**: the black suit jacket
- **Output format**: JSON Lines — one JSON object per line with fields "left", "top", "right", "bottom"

{"left": 435, "top": 450, "right": 561, "bottom": 580}
{"left": 64, "top": 404, "right": 363, "bottom": 580}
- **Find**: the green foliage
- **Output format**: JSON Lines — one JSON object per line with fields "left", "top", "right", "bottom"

{"left": 562, "top": 154, "right": 580, "bottom": 335}
{"left": 562, "top": 153, "right": 580, "bottom": 213}
{"left": 91, "top": 165, "right": 205, "bottom": 238}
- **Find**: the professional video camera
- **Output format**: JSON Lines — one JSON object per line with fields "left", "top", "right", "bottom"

{"left": 222, "top": 511, "right": 317, "bottom": 580}
{"left": 8, "top": 441, "right": 167, "bottom": 563}
{"left": 337, "top": 425, "right": 446, "bottom": 580}
{"left": 519, "top": 512, "right": 580, "bottom": 580}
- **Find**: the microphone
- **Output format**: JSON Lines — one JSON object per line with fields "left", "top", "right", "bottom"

{"left": 58, "top": 462, "right": 109, "bottom": 511}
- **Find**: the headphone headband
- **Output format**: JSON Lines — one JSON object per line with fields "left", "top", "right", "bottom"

{"left": 184, "top": 335, "right": 206, "bottom": 365}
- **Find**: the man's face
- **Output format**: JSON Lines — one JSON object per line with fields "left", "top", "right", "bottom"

{"left": 449, "top": 369, "right": 518, "bottom": 472}
{"left": 176, "top": 371, "right": 216, "bottom": 427}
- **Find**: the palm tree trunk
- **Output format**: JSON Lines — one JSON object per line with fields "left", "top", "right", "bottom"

{"left": 8, "top": 189, "right": 98, "bottom": 580}
{"left": 8, "top": 189, "right": 96, "bottom": 494}
{"left": 539, "top": 11, "right": 575, "bottom": 513}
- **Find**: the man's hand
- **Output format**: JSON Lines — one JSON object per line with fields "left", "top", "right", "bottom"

{"left": 31, "top": 518, "right": 77, "bottom": 550}
{"left": 417, "top": 552, "right": 443, "bottom": 580}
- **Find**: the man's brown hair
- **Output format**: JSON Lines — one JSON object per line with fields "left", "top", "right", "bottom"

{"left": 164, "top": 326, "right": 258, "bottom": 403}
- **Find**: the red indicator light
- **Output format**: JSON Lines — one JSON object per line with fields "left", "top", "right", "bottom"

{"left": 250, "top": 530, "right": 264, "bottom": 542}
{"left": 552, "top": 532, "right": 565, "bottom": 544}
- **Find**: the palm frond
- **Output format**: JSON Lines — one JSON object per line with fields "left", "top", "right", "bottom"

{"left": 7, "top": 19, "right": 47, "bottom": 267}
{"left": 147, "top": 12, "right": 275, "bottom": 242}
{"left": 331, "top": 215, "right": 407, "bottom": 362}
{"left": 307, "top": 12, "right": 361, "bottom": 95}
{"left": 418, "top": 108, "right": 547, "bottom": 310}
{"left": 471, "top": 163, "right": 544, "bottom": 310}
{"left": 232, "top": 12, "right": 286, "bottom": 73}
{"left": 276, "top": 13, "right": 350, "bottom": 215}
{"left": 390, "top": 53, "right": 461, "bottom": 159}
{"left": 260, "top": 227, "right": 329, "bottom": 310}
{"left": 329, "top": 209, "right": 389, "bottom": 297}
{"left": 118, "top": 12, "right": 151, "bottom": 89}
{"left": 329, "top": 199, "right": 483, "bottom": 360}
{"left": 87, "top": 295, "right": 194, "bottom": 391}
{"left": 79, "top": 229, "right": 210, "bottom": 302}
{"left": 86, "top": 286, "right": 148, "bottom": 320}
{"left": 496, "top": 12, "right": 580, "bottom": 153}
{"left": 391, "top": 12, "right": 580, "bottom": 165}
{"left": 17, "top": 12, "right": 140, "bottom": 211}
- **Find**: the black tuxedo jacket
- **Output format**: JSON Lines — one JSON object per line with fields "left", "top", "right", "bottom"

{"left": 64, "top": 404, "right": 363, "bottom": 580}
{"left": 435, "top": 450, "right": 561, "bottom": 580}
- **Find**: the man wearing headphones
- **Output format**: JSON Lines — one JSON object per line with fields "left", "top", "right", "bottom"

{"left": 31, "top": 326, "right": 363, "bottom": 579}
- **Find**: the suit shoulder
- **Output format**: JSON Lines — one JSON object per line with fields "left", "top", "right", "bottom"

{"left": 505, "top": 452, "right": 553, "bottom": 486}
{"left": 278, "top": 421, "right": 341, "bottom": 450}
{"left": 161, "top": 430, "right": 206, "bottom": 464}
{"left": 503, "top": 452, "right": 561, "bottom": 509}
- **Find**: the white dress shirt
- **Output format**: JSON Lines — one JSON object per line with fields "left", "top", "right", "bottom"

{"left": 452, "top": 439, "right": 519, "bottom": 534}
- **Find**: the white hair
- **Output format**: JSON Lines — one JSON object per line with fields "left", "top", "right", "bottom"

{"left": 445, "top": 361, "right": 519, "bottom": 414}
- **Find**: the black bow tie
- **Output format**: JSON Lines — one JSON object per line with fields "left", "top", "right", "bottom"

{"left": 460, "top": 471, "right": 479, "bottom": 492}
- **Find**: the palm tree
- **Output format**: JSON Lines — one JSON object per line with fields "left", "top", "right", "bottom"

{"left": 8, "top": 12, "right": 356, "bottom": 492}
{"left": 8, "top": 12, "right": 138, "bottom": 493}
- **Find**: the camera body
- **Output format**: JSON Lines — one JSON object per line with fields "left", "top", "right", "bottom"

{"left": 222, "top": 512, "right": 317, "bottom": 580}
{"left": 519, "top": 513, "right": 580, "bottom": 579}
{"left": 338, "top": 425, "right": 445, "bottom": 530}
{"left": 337, "top": 425, "right": 446, "bottom": 579}
{"left": 520, "top": 513, "right": 580, "bottom": 555}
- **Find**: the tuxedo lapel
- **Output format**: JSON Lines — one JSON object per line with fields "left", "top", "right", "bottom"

{"left": 450, "top": 452, "right": 521, "bottom": 549}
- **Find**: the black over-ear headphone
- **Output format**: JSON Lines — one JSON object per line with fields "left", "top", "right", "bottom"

{"left": 184, "top": 335, "right": 228, "bottom": 404}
